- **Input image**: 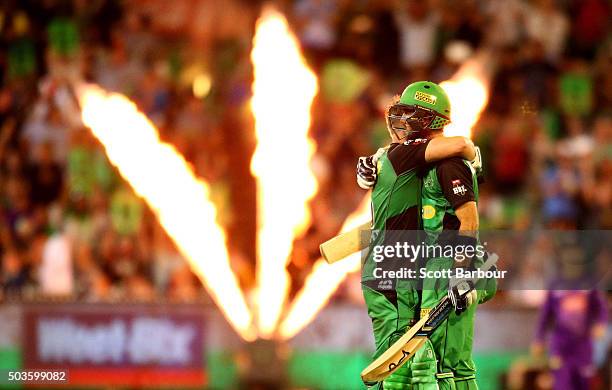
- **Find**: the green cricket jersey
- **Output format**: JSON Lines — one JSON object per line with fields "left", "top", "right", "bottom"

{"left": 363, "top": 138, "right": 431, "bottom": 285}
{"left": 421, "top": 157, "right": 497, "bottom": 305}
{"left": 370, "top": 139, "right": 432, "bottom": 231}
{"left": 362, "top": 146, "right": 494, "bottom": 389}
{"left": 421, "top": 157, "right": 478, "bottom": 237}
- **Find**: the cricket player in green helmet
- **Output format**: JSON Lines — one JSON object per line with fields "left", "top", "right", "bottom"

{"left": 357, "top": 81, "right": 496, "bottom": 389}
{"left": 357, "top": 81, "right": 466, "bottom": 389}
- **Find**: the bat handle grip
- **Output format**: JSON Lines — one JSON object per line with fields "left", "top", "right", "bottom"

{"left": 422, "top": 297, "right": 453, "bottom": 332}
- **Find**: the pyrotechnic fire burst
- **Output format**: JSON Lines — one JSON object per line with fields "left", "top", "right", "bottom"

{"left": 441, "top": 53, "right": 491, "bottom": 138}
{"left": 78, "top": 84, "right": 255, "bottom": 341}
{"left": 77, "top": 6, "right": 492, "bottom": 343}
{"left": 250, "top": 7, "right": 318, "bottom": 339}
{"left": 279, "top": 197, "right": 370, "bottom": 339}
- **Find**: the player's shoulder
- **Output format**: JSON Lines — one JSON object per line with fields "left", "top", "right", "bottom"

{"left": 386, "top": 139, "right": 431, "bottom": 174}
{"left": 402, "top": 138, "right": 429, "bottom": 147}
{"left": 388, "top": 138, "right": 429, "bottom": 156}
{"left": 435, "top": 157, "right": 473, "bottom": 177}
{"left": 435, "top": 156, "right": 467, "bottom": 168}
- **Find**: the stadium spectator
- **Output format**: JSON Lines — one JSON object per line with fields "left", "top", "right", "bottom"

{"left": 0, "top": 0, "right": 609, "bottom": 308}
{"left": 532, "top": 289, "right": 608, "bottom": 390}
{"left": 39, "top": 232, "right": 73, "bottom": 296}
{"left": 523, "top": 0, "right": 569, "bottom": 62}
{"left": 395, "top": 0, "right": 438, "bottom": 69}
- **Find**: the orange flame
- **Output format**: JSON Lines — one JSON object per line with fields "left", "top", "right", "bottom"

{"left": 279, "top": 196, "right": 370, "bottom": 339}
{"left": 441, "top": 53, "right": 491, "bottom": 138}
{"left": 278, "top": 53, "right": 492, "bottom": 339}
{"left": 78, "top": 84, "right": 255, "bottom": 341}
{"left": 250, "top": 7, "right": 319, "bottom": 338}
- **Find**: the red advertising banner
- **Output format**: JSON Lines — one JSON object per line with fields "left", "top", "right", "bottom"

{"left": 23, "top": 304, "right": 206, "bottom": 387}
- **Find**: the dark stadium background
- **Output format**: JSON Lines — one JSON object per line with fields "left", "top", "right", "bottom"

{"left": 0, "top": 0, "right": 609, "bottom": 388}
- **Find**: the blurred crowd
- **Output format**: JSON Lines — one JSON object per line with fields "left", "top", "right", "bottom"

{"left": 0, "top": 0, "right": 610, "bottom": 304}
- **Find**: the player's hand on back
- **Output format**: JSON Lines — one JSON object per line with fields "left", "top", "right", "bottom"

{"left": 357, "top": 148, "right": 385, "bottom": 189}
{"left": 470, "top": 146, "right": 482, "bottom": 174}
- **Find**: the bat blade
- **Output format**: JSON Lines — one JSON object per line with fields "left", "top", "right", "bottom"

{"left": 319, "top": 221, "right": 371, "bottom": 263}
{"left": 361, "top": 314, "right": 429, "bottom": 383}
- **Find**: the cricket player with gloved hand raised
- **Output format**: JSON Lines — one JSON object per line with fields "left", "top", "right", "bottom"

{"left": 357, "top": 81, "right": 496, "bottom": 389}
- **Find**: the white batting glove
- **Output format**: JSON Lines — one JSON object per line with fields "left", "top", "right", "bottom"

{"left": 470, "top": 146, "right": 482, "bottom": 174}
{"left": 357, "top": 156, "right": 377, "bottom": 189}
{"left": 448, "top": 280, "right": 477, "bottom": 314}
{"left": 356, "top": 148, "right": 386, "bottom": 190}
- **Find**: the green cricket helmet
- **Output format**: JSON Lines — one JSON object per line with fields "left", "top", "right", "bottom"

{"left": 386, "top": 81, "right": 452, "bottom": 141}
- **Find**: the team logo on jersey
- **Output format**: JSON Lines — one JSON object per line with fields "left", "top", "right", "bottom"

{"left": 377, "top": 279, "right": 394, "bottom": 291}
{"left": 414, "top": 91, "right": 437, "bottom": 105}
{"left": 422, "top": 205, "right": 436, "bottom": 219}
{"left": 403, "top": 138, "right": 428, "bottom": 146}
{"left": 452, "top": 179, "right": 467, "bottom": 196}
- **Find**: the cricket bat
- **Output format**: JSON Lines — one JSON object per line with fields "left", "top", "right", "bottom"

{"left": 361, "top": 253, "right": 499, "bottom": 383}
{"left": 319, "top": 221, "right": 371, "bottom": 263}
{"left": 361, "top": 313, "right": 430, "bottom": 383}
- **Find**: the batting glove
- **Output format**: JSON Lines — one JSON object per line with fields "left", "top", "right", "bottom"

{"left": 470, "top": 146, "right": 482, "bottom": 174}
{"left": 357, "top": 156, "right": 376, "bottom": 189}
{"left": 356, "top": 148, "right": 385, "bottom": 189}
{"left": 448, "top": 280, "right": 477, "bottom": 315}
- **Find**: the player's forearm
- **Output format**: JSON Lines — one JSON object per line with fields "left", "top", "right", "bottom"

{"left": 425, "top": 136, "right": 475, "bottom": 162}
{"left": 453, "top": 202, "right": 478, "bottom": 270}
{"left": 459, "top": 138, "right": 476, "bottom": 161}
{"left": 459, "top": 221, "right": 478, "bottom": 233}
{"left": 455, "top": 201, "right": 479, "bottom": 234}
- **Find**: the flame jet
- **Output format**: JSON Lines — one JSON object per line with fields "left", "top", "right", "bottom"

{"left": 78, "top": 84, "right": 255, "bottom": 341}
{"left": 250, "top": 7, "right": 319, "bottom": 338}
